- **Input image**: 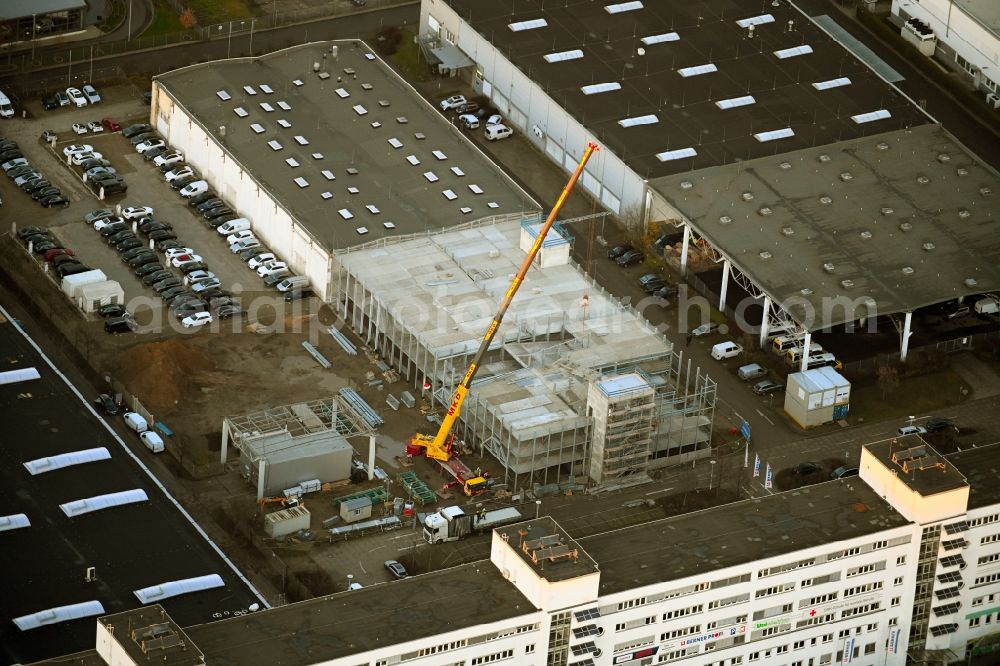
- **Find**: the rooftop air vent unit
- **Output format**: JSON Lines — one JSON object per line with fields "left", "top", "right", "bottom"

{"left": 759, "top": 251, "right": 773, "bottom": 260}
{"left": 917, "top": 175, "right": 930, "bottom": 184}
{"left": 901, "top": 266, "right": 914, "bottom": 276}
{"left": 881, "top": 207, "right": 894, "bottom": 215}
{"left": 781, "top": 226, "right": 794, "bottom": 236}
{"left": 779, "top": 162, "right": 791, "bottom": 170}
{"left": 313, "top": 62, "right": 320, "bottom": 72}
{"left": 957, "top": 167, "right": 968, "bottom": 177}
{"left": 937, "top": 153, "right": 951, "bottom": 163}
{"left": 680, "top": 181, "right": 693, "bottom": 190}
{"left": 980, "top": 187, "right": 993, "bottom": 196}
{"left": 818, "top": 154, "right": 831, "bottom": 163}
{"left": 801, "top": 288, "right": 814, "bottom": 296}
{"left": 841, "top": 279, "right": 855, "bottom": 289}
{"left": 823, "top": 262, "right": 836, "bottom": 273}
{"left": 899, "top": 222, "right": 913, "bottom": 232}
{"left": 922, "top": 242, "right": 936, "bottom": 251}
{"left": 741, "top": 191, "right": 754, "bottom": 201}
{"left": 876, "top": 142, "right": 890, "bottom": 151}
{"left": 719, "top": 215, "right": 732, "bottom": 224}
{"left": 840, "top": 172, "right": 853, "bottom": 182}
{"left": 958, "top": 209, "right": 971, "bottom": 219}
{"left": 819, "top": 196, "right": 832, "bottom": 205}
{"left": 965, "top": 278, "right": 978, "bottom": 288}
{"left": 860, "top": 230, "right": 873, "bottom": 240}
{"left": 758, "top": 207, "right": 773, "bottom": 216}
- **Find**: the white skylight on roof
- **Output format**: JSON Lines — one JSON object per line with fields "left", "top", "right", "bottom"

{"left": 443, "top": 189, "right": 458, "bottom": 200}
{"left": 364, "top": 52, "right": 375, "bottom": 60}
{"left": 347, "top": 186, "right": 359, "bottom": 194}
{"left": 277, "top": 119, "right": 291, "bottom": 128}
{"left": 581, "top": 82, "right": 621, "bottom": 95}
{"left": 656, "top": 147, "right": 697, "bottom": 162}
{"left": 234, "top": 107, "right": 248, "bottom": 117}
{"left": 851, "top": 109, "right": 891, "bottom": 124}
{"left": 216, "top": 90, "right": 231, "bottom": 101}
{"left": 353, "top": 105, "right": 368, "bottom": 115}
{"left": 460, "top": 207, "right": 473, "bottom": 214}
{"left": 293, "top": 79, "right": 304, "bottom": 86}
{"left": 388, "top": 137, "right": 403, "bottom": 149}
{"left": 0, "top": 368, "right": 39, "bottom": 385}
{"left": 286, "top": 157, "right": 299, "bottom": 167}
{"left": 641, "top": 32, "right": 679, "bottom": 45}
{"left": 294, "top": 135, "right": 309, "bottom": 145}
{"left": 260, "top": 102, "right": 275, "bottom": 112}
{"left": 294, "top": 177, "right": 309, "bottom": 187}
{"left": 383, "top": 221, "right": 396, "bottom": 229}
{"left": 13, "top": 601, "right": 105, "bottom": 632}
{"left": 813, "top": 77, "right": 852, "bottom": 90}
{"left": 544, "top": 49, "right": 584, "bottom": 63}
{"left": 366, "top": 204, "right": 380, "bottom": 214}
{"left": 451, "top": 166, "right": 465, "bottom": 176}
{"left": 754, "top": 127, "right": 795, "bottom": 142}
{"left": 356, "top": 227, "right": 369, "bottom": 235}
{"left": 618, "top": 114, "right": 658, "bottom": 127}
{"left": 277, "top": 101, "right": 291, "bottom": 111}
{"left": 469, "top": 184, "right": 483, "bottom": 194}
{"left": 322, "top": 170, "right": 336, "bottom": 180}
{"left": 338, "top": 209, "right": 353, "bottom": 219}
{"left": 407, "top": 155, "right": 421, "bottom": 166}
{"left": 60, "top": 489, "right": 149, "bottom": 517}
{"left": 260, "top": 84, "right": 274, "bottom": 94}
{"left": 678, "top": 64, "right": 717, "bottom": 77}
{"left": 335, "top": 88, "right": 350, "bottom": 99}
{"left": 312, "top": 153, "right": 323, "bottom": 160}
{"left": 509, "top": 18, "right": 548, "bottom": 31}
{"left": 716, "top": 95, "right": 756, "bottom": 109}
{"left": 432, "top": 150, "right": 447, "bottom": 160}
{"left": 134, "top": 574, "right": 224, "bottom": 605}
{"left": 605, "top": 1, "right": 643, "bottom": 14}
{"left": 424, "top": 171, "right": 439, "bottom": 182}
{"left": 24, "top": 447, "right": 111, "bottom": 475}
{"left": 774, "top": 45, "right": 813, "bottom": 59}
{"left": 321, "top": 191, "right": 333, "bottom": 199}
{"left": 250, "top": 123, "right": 265, "bottom": 134}
{"left": 0, "top": 513, "right": 31, "bottom": 532}
{"left": 488, "top": 202, "right": 500, "bottom": 209}
{"left": 736, "top": 14, "right": 774, "bottom": 28}
{"left": 243, "top": 85, "right": 257, "bottom": 95}
{"left": 268, "top": 140, "right": 282, "bottom": 151}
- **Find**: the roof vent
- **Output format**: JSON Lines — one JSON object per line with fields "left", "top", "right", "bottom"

{"left": 680, "top": 180, "right": 693, "bottom": 190}
{"left": 823, "top": 262, "right": 836, "bottom": 273}
{"left": 880, "top": 206, "right": 894, "bottom": 215}
{"left": 841, "top": 279, "right": 855, "bottom": 289}
{"left": 819, "top": 195, "right": 832, "bottom": 205}
{"left": 781, "top": 226, "right": 794, "bottom": 236}
{"left": 860, "top": 230, "right": 872, "bottom": 240}
{"left": 758, "top": 206, "right": 772, "bottom": 216}
{"left": 818, "top": 154, "right": 831, "bottom": 163}
{"left": 719, "top": 215, "right": 732, "bottom": 224}
{"left": 899, "top": 222, "right": 913, "bottom": 232}
{"left": 801, "top": 288, "right": 814, "bottom": 296}
{"left": 876, "top": 142, "right": 890, "bottom": 151}
{"left": 980, "top": 187, "right": 993, "bottom": 196}
{"left": 741, "top": 191, "right": 754, "bottom": 201}
{"left": 759, "top": 251, "right": 773, "bottom": 260}
{"left": 901, "top": 266, "right": 914, "bottom": 276}
{"left": 916, "top": 175, "right": 930, "bottom": 184}
{"left": 937, "top": 153, "right": 951, "bottom": 163}
{"left": 965, "top": 278, "right": 978, "bottom": 288}
{"left": 313, "top": 62, "right": 320, "bottom": 72}
{"left": 956, "top": 167, "right": 968, "bottom": 177}
{"left": 840, "top": 172, "right": 853, "bottom": 182}
{"left": 922, "top": 242, "right": 935, "bottom": 251}
{"left": 779, "top": 161, "right": 792, "bottom": 170}
{"left": 958, "top": 209, "right": 971, "bottom": 219}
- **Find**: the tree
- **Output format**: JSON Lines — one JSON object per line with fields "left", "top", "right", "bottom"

{"left": 179, "top": 8, "right": 198, "bottom": 29}
{"left": 876, "top": 365, "right": 899, "bottom": 400}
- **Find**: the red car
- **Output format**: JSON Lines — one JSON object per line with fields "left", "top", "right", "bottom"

{"left": 101, "top": 117, "right": 121, "bottom": 132}
{"left": 44, "top": 248, "right": 74, "bottom": 262}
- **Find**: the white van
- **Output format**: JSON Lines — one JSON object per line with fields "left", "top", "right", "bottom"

{"left": 123, "top": 411, "right": 148, "bottom": 433}
{"left": 974, "top": 297, "right": 999, "bottom": 315}
{"left": 785, "top": 342, "right": 824, "bottom": 366}
{"left": 484, "top": 124, "right": 513, "bottom": 141}
{"left": 217, "top": 218, "right": 251, "bottom": 236}
{"left": 140, "top": 431, "right": 165, "bottom": 453}
{"left": 805, "top": 352, "right": 842, "bottom": 370}
{"left": 711, "top": 341, "right": 743, "bottom": 360}
{"left": 0, "top": 90, "right": 14, "bottom": 119}
{"left": 738, "top": 363, "right": 768, "bottom": 381}
{"left": 276, "top": 276, "right": 310, "bottom": 292}
{"left": 763, "top": 322, "right": 795, "bottom": 342}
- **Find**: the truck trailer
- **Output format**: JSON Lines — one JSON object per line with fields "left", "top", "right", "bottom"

{"left": 422, "top": 505, "right": 523, "bottom": 544}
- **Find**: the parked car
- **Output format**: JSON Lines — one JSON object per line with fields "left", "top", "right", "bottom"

{"left": 55, "top": 90, "right": 70, "bottom": 107}
{"left": 458, "top": 113, "right": 479, "bottom": 130}
{"left": 384, "top": 560, "right": 408, "bottom": 579}
{"left": 606, "top": 245, "right": 633, "bottom": 260}
{"left": 44, "top": 248, "right": 74, "bottom": 262}
{"left": 257, "top": 262, "right": 289, "bottom": 278}
{"left": 181, "top": 311, "right": 213, "bottom": 329}
{"left": 144, "top": 145, "right": 168, "bottom": 161}
{"left": 455, "top": 102, "right": 479, "bottom": 115}
{"left": 93, "top": 393, "right": 119, "bottom": 414}
{"left": 40, "top": 194, "right": 70, "bottom": 208}
{"left": 102, "top": 117, "right": 122, "bottom": 132}
{"left": 165, "top": 247, "right": 196, "bottom": 260}
{"left": 86, "top": 121, "right": 103, "bottom": 133}
{"left": 138, "top": 219, "right": 171, "bottom": 234}
{"left": 711, "top": 341, "right": 743, "bottom": 360}
{"left": 82, "top": 84, "right": 101, "bottom": 104}
{"left": 116, "top": 238, "right": 143, "bottom": 252}
{"left": 148, "top": 229, "right": 178, "bottom": 242}
{"left": 239, "top": 246, "right": 271, "bottom": 261}
{"left": 66, "top": 87, "right": 87, "bottom": 107}
{"left": 141, "top": 270, "right": 174, "bottom": 286}
{"left": 123, "top": 411, "right": 148, "bottom": 433}
{"left": 154, "top": 152, "right": 183, "bottom": 168}
{"left": 80, "top": 157, "right": 112, "bottom": 170}
{"left": 216, "top": 304, "right": 244, "bottom": 319}
{"left": 484, "top": 124, "right": 513, "bottom": 141}
{"left": 170, "top": 254, "right": 203, "bottom": 268}
{"left": 122, "top": 123, "right": 151, "bottom": 138}
{"left": 40, "top": 129, "right": 58, "bottom": 142}
{"left": 897, "top": 425, "right": 928, "bottom": 436}
{"left": 136, "top": 138, "right": 165, "bottom": 154}
{"left": 205, "top": 207, "right": 234, "bottom": 220}
{"left": 180, "top": 180, "right": 209, "bottom": 197}
{"left": 188, "top": 191, "right": 217, "bottom": 206}
{"left": 153, "top": 278, "right": 184, "bottom": 293}
{"left": 218, "top": 218, "right": 252, "bottom": 236}
{"left": 639, "top": 274, "right": 668, "bottom": 293}
{"left": 104, "top": 316, "right": 135, "bottom": 334}
{"left": 122, "top": 205, "right": 154, "bottom": 221}
{"left": 184, "top": 270, "right": 215, "bottom": 283}
{"left": 925, "top": 417, "right": 957, "bottom": 433}
{"left": 794, "top": 461, "right": 821, "bottom": 476}
{"left": 191, "top": 277, "right": 222, "bottom": 293}
{"left": 140, "top": 431, "right": 164, "bottom": 453}
{"left": 63, "top": 143, "right": 94, "bottom": 157}
{"left": 135, "top": 262, "right": 166, "bottom": 277}
{"left": 247, "top": 253, "right": 276, "bottom": 270}
{"left": 165, "top": 166, "right": 194, "bottom": 182}
{"left": 752, "top": 379, "right": 783, "bottom": 395}
{"left": 439, "top": 94, "right": 466, "bottom": 111}
{"left": 107, "top": 230, "right": 137, "bottom": 245}
{"left": 284, "top": 288, "right": 315, "bottom": 302}
{"left": 42, "top": 95, "right": 58, "bottom": 110}
{"left": 691, "top": 322, "right": 719, "bottom": 337}
{"left": 71, "top": 151, "right": 103, "bottom": 165}
{"left": 830, "top": 466, "right": 859, "bottom": 480}
{"left": 616, "top": 249, "right": 644, "bottom": 267}
{"left": 738, "top": 363, "right": 768, "bottom": 381}
{"left": 72, "top": 122, "right": 88, "bottom": 135}
{"left": 126, "top": 253, "right": 159, "bottom": 268}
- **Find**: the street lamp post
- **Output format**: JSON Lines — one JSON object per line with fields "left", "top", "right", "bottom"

{"left": 709, "top": 460, "right": 717, "bottom": 491}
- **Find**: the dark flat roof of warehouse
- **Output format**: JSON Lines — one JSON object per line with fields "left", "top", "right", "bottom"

{"left": 648, "top": 124, "right": 1000, "bottom": 328}
{"left": 948, "top": 444, "right": 1000, "bottom": 510}
{"left": 580, "top": 479, "right": 909, "bottom": 595}
{"left": 0, "top": 318, "right": 259, "bottom": 665}
{"left": 154, "top": 41, "right": 537, "bottom": 251}
{"left": 439, "top": 0, "right": 929, "bottom": 179}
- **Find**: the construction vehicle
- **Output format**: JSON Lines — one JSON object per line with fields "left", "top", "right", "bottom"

{"left": 422, "top": 505, "right": 524, "bottom": 544}
{"left": 256, "top": 496, "right": 301, "bottom": 514}
{"left": 405, "top": 142, "right": 599, "bottom": 495}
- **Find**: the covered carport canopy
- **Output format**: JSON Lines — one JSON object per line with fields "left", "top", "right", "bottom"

{"left": 649, "top": 124, "right": 1000, "bottom": 333}
{"left": 428, "top": 43, "right": 475, "bottom": 72}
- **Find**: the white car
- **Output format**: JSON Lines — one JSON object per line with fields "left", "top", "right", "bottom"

{"left": 63, "top": 143, "right": 93, "bottom": 156}
{"left": 458, "top": 113, "right": 479, "bottom": 129}
{"left": 185, "top": 270, "right": 215, "bottom": 282}
{"left": 82, "top": 84, "right": 101, "bottom": 104}
{"left": 164, "top": 247, "right": 196, "bottom": 260}
{"left": 72, "top": 123, "right": 89, "bottom": 135}
{"left": 136, "top": 138, "right": 165, "bottom": 154}
{"left": 486, "top": 114, "right": 503, "bottom": 126}
{"left": 217, "top": 218, "right": 251, "bottom": 236}
{"left": 171, "top": 254, "right": 203, "bottom": 268}
{"left": 122, "top": 206, "right": 154, "bottom": 221}
{"left": 258, "top": 261, "right": 288, "bottom": 277}
{"left": 164, "top": 166, "right": 194, "bottom": 182}
{"left": 139, "top": 430, "right": 164, "bottom": 453}
{"left": 154, "top": 152, "right": 183, "bottom": 167}
{"left": 180, "top": 180, "right": 209, "bottom": 197}
{"left": 230, "top": 238, "right": 261, "bottom": 253}
{"left": 898, "top": 425, "right": 929, "bottom": 436}
{"left": 710, "top": 341, "right": 743, "bottom": 360}
{"left": 226, "top": 230, "right": 255, "bottom": 244}
{"left": 439, "top": 94, "right": 466, "bottom": 111}
{"left": 87, "top": 121, "right": 103, "bottom": 133}
{"left": 93, "top": 216, "right": 124, "bottom": 231}
{"left": 71, "top": 151, "right": 103, "bottom": 165}
{"left": 66, "top": 87, "right": 88, "bottom": 107}
{"left": 247, "top": 253, "right": 276, "bottom": 270}
{"left": 191, "top": 278, "right": 222, "bottom": 293}
{"left": 484, "top": 124, "right": 513, "bottom": 141}
{"left": 181, "top": 311, "right": 213, "bottom": 328}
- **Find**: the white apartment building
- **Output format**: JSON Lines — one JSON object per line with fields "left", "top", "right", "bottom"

{"left": 31, "top": 438, "right": 1000, "bottom": 666}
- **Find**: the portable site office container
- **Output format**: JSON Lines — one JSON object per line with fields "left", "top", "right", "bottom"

{"left": 784, "top": 367, "right": 851, "bottom": 428}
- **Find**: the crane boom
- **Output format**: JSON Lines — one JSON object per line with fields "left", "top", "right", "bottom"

{"left": 408, "top": 142, "right": 599, "bottom": 468}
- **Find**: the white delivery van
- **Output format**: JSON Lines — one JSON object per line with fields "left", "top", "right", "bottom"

{"left": 737, "top": 363, "right": 768, "bottom": 380}
{"left": 484, "top": 124, "right": 513, "bottom": 141}
{"left": 711, "top": 341, "right": 743, "bottom": 360}
{"left": 0, "top": 90, "right": 14, "bottom": 118}
{"left": 123, "top": 411, "right": 148, "bottom": 433}
{"left": 139, "top": 431, "right": 164, "bottom": 453}
{"left": 217, "top": 218, "right": 251, "bottom": 236}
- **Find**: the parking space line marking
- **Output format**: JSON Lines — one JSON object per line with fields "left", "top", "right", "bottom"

{"left": 755, "top": 409, "right": 775, "bottom": 425}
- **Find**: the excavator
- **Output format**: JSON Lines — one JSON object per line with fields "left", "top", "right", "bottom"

{"left": 406, "top": 142, "right": 599, "bottom": 496}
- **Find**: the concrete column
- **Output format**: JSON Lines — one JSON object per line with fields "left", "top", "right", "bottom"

{"left": 220, "top": 420, "right": 230, "bottom": 465}
{"left": 680, "top": 225, "right": 691, "bottom": 276}
{"left": 719, "top": 260, "right": 730, "bottom": 312}
{"left": 759, "top": 296, "right": 771, "bottom": 349}
{"left": 799, "top": 331, "right": 812, "bottom": 373}
{"left": 368, "top": 434, "right": 376, "bottom": 481}
{"left": 900, "top": 311, "right": 913, "bottom": 362}
{"left": 257, "top": 459, "right": 266, "bottom": 500}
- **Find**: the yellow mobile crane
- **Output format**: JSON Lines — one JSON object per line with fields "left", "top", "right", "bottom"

{"left": 406, "top": 142, "right": 599, "bottom": 496}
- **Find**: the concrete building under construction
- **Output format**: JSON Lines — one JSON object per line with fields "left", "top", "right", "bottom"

{"left": 333, "top": 215, "right": 716, "bottom": 491}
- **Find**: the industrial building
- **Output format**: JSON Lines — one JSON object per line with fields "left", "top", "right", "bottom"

{"left": 334, "top": 216, "right": 716, "bottom": 490}
{"left": 34, "top": 437, "right": 1000, "bottom": 666}
{"left": 151, "top": 40, "right": 537, "bottom": 300}
{"left": 0, "top": 0, "right": 87, "bottom": 45}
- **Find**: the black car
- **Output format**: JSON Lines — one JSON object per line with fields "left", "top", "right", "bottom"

{"left": 239, "top": 246, "right": 270, "bottom": 261}
{"left": 33, "top": 241, "right": 58, "bottom": 254}
{"left": 168, "top": 293, "right": 202, "bottom": 308}
{"left": 79, "top": 158, "right": 112, "bottom": 170}
{"left": 148, "top": 230, "right": 177, "bottom": 242}
{"left": 122, "top": 123, "right": 151, "bottom": 138}
{"left": 157, "top": 160, "right": 184, "bottom": 173}
{"left": 925, "top": 417, "right": 957, "bottom": 433}
{"left": 40, "top": 195, "right": 70, "bottom": 208}
{"left": 179, "top": 261, "right": 208, "bottom": 275}
{"left": 140, "top": 222, "right": 173, "bottom": 236}
{"left": 142, "top": 270, "right": 174, "bottom": 286}
{"left": 207, "top": 215, "right": 237, "bottom": 228}
{"left": 104, "top": 316, "right": 135, "bottom": 334}
{"left": 794, "top": 462, "right": 821, "bottom": 476}
{"left": 205, "top": 207, "right": 234, "bottom": 220}
{"left": 616, "top": 249, "right": 644, "bottom": 267}
{"left": 188, "top": 191, "right": 217, "bottom": 206}
{"left": 136, "top": 218, "right": 161, "bottom": 233}
{"left": 31, "top": 187, "right": 61, "bottom": 201}
{"left": 93, "top": 393, "right": 119, "bottom": 415}
{"left": 284, "top": 288, "right": 315, "bottom": 302}
{"left": 126, "top": 252, "right": 158, "bottom": 268}
{"left": 100, "top": 222, "right": 128, "bottom": 237}
{"left": 638, "top": 274, "right": 668, "bottom": 293}
{"left": 107, "top": 230, "right": 137, "bottom": 245}
{"left": 170, "top": 175, "right": 197, "bottom": 190}
{"left": 129, "top": 131, "right": 156, "bottom": 146}
{"left": 24, "top": 179, "right": 52, "bottom": 192}
{"left": 22, "top": 233, "right": 51, "bottom": 247}
{"left": 17, "top": 226, "right": 47, "bottom": 239}
{"left": 42, "top": 95, "right": 58, "bottom": 110}
{"left": 196, "top": 198, "right": 224, "bottom": 212}
{"left": 606, "top": 244, "right": 633, "bottom": 260}
{"left": 0, "top": 149, "right": 24, "bottom": 162}
{"left": 153, "top": 278, "right": 183, "bottom": 293}
{"left": 653, "top": 285, "right": 678, "bottom": 300}
{"left": 144, "top": 146, "right": 168, "bottom": 161}
{"left": 96, "top": 304, "right": 126, "bottom": 319}
{"left": 52, "top": 254, "right": 78, "bottom": 268}
{"left": 135, "top": 262, "right": 166, "bottom": 277}
{"left": 156, "top": 239, "right": 182, "bottom": 252}
{"left": 123, "top": 247, "right": 155, "bottom": 262}
{"left": 454, "top": 102, "right": 479, "bottom": 115}
{"left": 198, "top": 287, "right": 231, "bottom": 301}
{"left": 174, "top": 302, "right": 208, "bottom": 317}
{"left": 116, "top": 238, "right": 143, "bottom": 252}
{"left": 216, "top": 304, "right": 244, "bottom": 319}
{"left": 54, "top": 260, "right": 83, "bottom": 276}
{"left": 160, "top": 286, "right": 191, "bottom": 302}
{"left": 58, "top": 263, "right": 93, "bottom": 278}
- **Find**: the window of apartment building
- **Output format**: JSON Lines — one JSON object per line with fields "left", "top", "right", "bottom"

{"left": 975, "top": 572, "right": 1000, "bottom": 586}
{"left": 470, "top": 649, "right": 514, "bottom": 665}
{"left": 970, "top": 617, "right": 982, "bottom": 628}
{"left": 662, "top": 604, "right": 703, "bottom": 621}
{"left": 865, "top": 642, "right": 876, "bottom": 655}
{"left": 847, "top": 563, "right": 879, "bottom": 578}
{"left": 896, "top": 556, "right": 906, "bottom": 566}
{"left": 982, "top": 533, "right": 1000, "bottom": 546}
{"left": 776, "top": 645, "right": 788, "bottom": 654}
{"left": 708, "top": 595, "right": 749, "bottom": 610}
{"left": 525, "top": 644, "right": 535, "bottom": 654}
{"left": 793, "top": 640, "right": 806, "bottom": 650}
{"left": 619, "top": 597, "right": 647, "bottom": 611}
{"left": 756, "top": 582, "right": 795, "bottom": 599}
{"left": 867, "top": 623, "right": 878, "bottom": 632}
{"left": 894, "top": 577, "right": 904, "bottom": 586}
{"left": 823, "top": 633, "right": 833, "bottom": 643}
{"left": 873, "top": 540, "right": 888, "bottom": 550}
{"left": 979, "top": 553, "right": 1000, "bottom": 566}
{"left": 889, "top": 617, "right": 898, "bottom": 627}
{"left": 838, "top": 629, "right": 850, "bottom": 639}
{"left": 892, "top": 597, "right": 901, "bottom": 607}
{"left": 971, "top": 513, "right": 1000, "bottom": 528}
{"left": 819, "top": 654, "right": 832, "bottom": 665}
{"left": 616, "top": 623, "right": 626, "bottom": 632}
